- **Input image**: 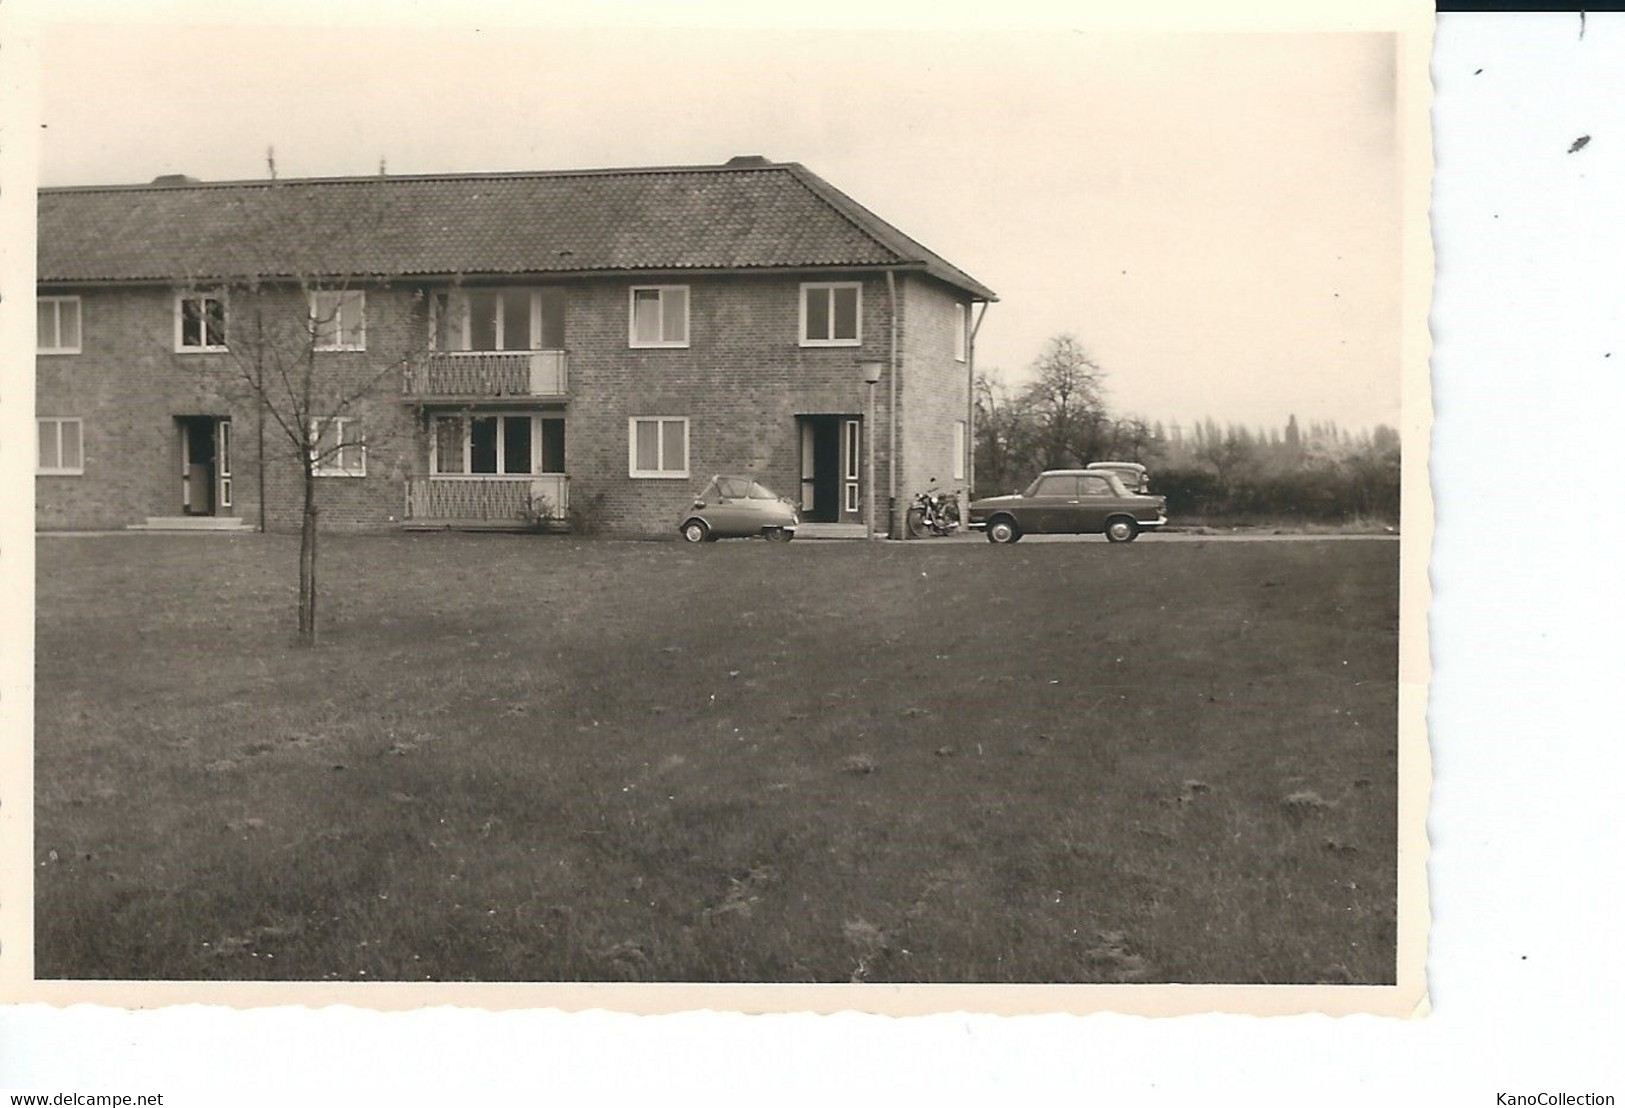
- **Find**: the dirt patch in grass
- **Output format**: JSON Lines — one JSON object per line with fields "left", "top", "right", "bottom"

{"left": 35, "top": 533, "right": 1400, "bottom": 983}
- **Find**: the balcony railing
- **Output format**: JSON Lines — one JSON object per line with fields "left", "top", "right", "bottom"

{"left": 404, "top": 475, "right": 570, "bottom": 524}
{"left": 402, "top": 351, "right": 569, "bottom": 400}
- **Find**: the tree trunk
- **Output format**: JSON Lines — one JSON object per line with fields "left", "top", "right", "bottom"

{"left": 298, "top": 467, "right": 319, "bottom": 646}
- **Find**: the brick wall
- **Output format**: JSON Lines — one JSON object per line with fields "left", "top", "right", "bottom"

{"left": 511, "top": 272, "right": 890, "bottom": 535}
{"left": 37, "top": 271, "right": 980, "bottom": 536}
{"left": 34, "top": 284, "right": 420, "bottom": 532}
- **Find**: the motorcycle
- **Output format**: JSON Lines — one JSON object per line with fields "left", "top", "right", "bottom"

{"left": 906, "top": 484, "right": 961, "bottom": 538}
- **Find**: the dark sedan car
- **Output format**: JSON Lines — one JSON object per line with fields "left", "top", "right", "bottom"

{"left": 967, "top": 470, "right": 1167, "bottom": 543}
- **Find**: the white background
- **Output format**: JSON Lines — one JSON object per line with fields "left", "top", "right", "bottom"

{"left": 2, "top": 12, "right": 1623, "bottom": 1105}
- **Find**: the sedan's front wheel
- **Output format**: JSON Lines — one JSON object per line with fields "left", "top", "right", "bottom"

{"left": 765, "top": 527, "right": 794, "bottom": 543}
{"left": 987, "top": 517, "right": 1020, "bottom": 544}
{"left": 1104, "top": 517, "right": 1140, "bottom": 543}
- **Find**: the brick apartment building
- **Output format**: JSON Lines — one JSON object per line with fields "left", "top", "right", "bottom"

{"left": 34, "top": 157, "right": 995, "bottom": 536}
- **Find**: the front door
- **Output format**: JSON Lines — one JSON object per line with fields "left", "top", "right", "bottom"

{"left": 178, "top": 416, "right": 230, "bottom": 516}
{"left": 798, "top": 416, "right": 838, "bottom": 523}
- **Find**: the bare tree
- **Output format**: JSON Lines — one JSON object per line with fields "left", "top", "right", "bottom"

{"left": 1193, "top": 427, "right": 1259, "bottom": 492}
{"left": 1021, "top": 334, "right": 1110, "bottom": 468}
{"left": 170, "top": 170, "right": 424, "bottom": 645}
{"left": 972, "top": 368, "right": 1031, "bottom": 495}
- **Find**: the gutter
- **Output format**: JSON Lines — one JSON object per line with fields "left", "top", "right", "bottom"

{"left": 887, "top": 269, "right": 898, "bottom": 537}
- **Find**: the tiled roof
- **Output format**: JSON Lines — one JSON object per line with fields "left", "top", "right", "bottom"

{"left": 37, "top": 161, "right": 996, "bottom": 300}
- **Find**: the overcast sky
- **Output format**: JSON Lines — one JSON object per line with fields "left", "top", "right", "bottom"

{"left": 38, "top": 21, "right": 1402, "bottom": 433}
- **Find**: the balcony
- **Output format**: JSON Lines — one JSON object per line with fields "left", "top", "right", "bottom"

{"left": 402, "top": 350, "right": 568, "bottom": 402}
{"left": 403, "top": 475, "right": 570, "bottom": 530}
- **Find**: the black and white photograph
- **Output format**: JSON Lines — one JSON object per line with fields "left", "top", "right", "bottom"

{"left": 4, "top": 0, "right": 1435, "bottom": 1025}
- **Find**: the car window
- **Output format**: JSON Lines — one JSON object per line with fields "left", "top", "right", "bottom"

{"left": 748, "top": 482, "right": 778, "bottom": 500}
{"left": 1031, "top": 476, "right": 1074, "bottom": 497}
{"left": 1079, "top": 476, "right": 1115, "bottom": 496}
{"left": 717, "top": 477, "right": 749, "bottom": 499}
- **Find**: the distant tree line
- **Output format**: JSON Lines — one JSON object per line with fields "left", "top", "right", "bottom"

{"left": 974, "top": 335, "right": 1402, "bottom": 525}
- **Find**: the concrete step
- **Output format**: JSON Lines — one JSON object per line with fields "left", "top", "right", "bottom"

{"left": 129, "top": 516, "right": 250, "bottom": 531}
{"left": 796, "top": 523, "right": 878, "bottom": 540}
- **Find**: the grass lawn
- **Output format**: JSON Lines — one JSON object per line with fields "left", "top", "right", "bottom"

{"left": 35, "top": 533, "right": 1399, "bottom": 984}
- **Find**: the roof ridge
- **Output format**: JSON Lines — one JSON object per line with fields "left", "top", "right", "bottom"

{"left": 39, "top": 161, "right": 800, "bottom": 195}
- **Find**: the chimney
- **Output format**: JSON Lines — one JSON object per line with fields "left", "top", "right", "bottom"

{"left": 151, "top": 174, "right": 201, "bottom": 186}
{"left": 724, "top": 155, "right": 771, "bottom": 167}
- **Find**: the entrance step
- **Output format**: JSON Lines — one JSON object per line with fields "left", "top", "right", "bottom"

{"left": 796, "top": 522, "right": 875, "bottom": 540}
{"left": 129, "top": 517, "right": 250, "bottom": 531}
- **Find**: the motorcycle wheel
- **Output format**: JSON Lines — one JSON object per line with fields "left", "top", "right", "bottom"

{"left": 906, "top": 507, "right": 931, "bottom": 539}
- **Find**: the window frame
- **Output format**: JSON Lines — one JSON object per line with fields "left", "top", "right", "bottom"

{"left": 310, "top": 289, "right": 367, "bottom": 352}
{"left": 954, "top": 302, "right": 969, "bottom": 362}
{"left": 953, "top": 420, "right": 967, "bottom": 481}
{"left": 627, "top": 416, "right": 690, "bottom": 479}
{"left": 309, "top": 417, "right": 366, "bottom": 478}
{"left": 38, "top": 296, "right": 83, "bottom": 355}
{"left": 432, "top": 288, "right": 567, "bottom": 353}
{"left": 429, "top": 412, "right": 565, "bottom": 477}
{"left": 37, "top": 418, "right": 84, "bottom": 475}
{"left": 799, "top": 281, "right": 863, "bottom": 347}
{"left": 627, "top": 285, "right": 690, "bottom": 349}
{"left": 174, "top": 291, "right": 229, "bottom": 353}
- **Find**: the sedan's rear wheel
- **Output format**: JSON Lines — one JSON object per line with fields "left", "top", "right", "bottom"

{"left": 1105, "top": 517, "right": 1140, "bottom": 543}
{"left": 765, "top": 527, "right": 793, "bottom": 543}
{"left": 681, "top": 519, "right": 710, "bottom": 544}
{"left": 987, "top": 517, "right": 1020, "bottom": 544}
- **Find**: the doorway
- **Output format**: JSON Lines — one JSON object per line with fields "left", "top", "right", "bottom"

{"left": 797, "top": 414, "right": 861, "bottom": 524}
{"left": 177, "top": 416, "right": 231, "bottom": 516}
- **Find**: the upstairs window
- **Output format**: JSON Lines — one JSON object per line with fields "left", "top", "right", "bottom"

{"left": 954, "top": 303, "right": 969, "bottom": 362}
{"left": 432, "top": 289, "right": 566, "bottom": 352}
{"left": 311, "top": 290, "right": 367, "bottom": 351}
{"left": 38, "top": 296, "right": 82, "bottom": 354}
{"left": 176, "top": 293, "right": 227, "bottom": 352}
{"left": 311, "top": 417, "right": 366, "bottom": 478}
{"left": 800, "top": 282, "right": 861, "bottom": 346}
{"left": 629, "top": 286, "right": 689, "bottom": 348}
{"left": 37, "top": 418, "right": 84, "bottom": 475}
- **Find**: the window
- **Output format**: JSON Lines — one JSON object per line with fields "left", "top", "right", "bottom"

{"left": 37, "top": 418, "right": 84, "bottom": 475}
{"left": 311, "top": 417, "right": 365, "bottom": 477}
{"left": 176, "top": 293, "right": 227, "bottom": 351}
{"left": 953, "top": 420, "right": 967, "bottom": 481}
{"left": 1080, "top": 475, "right": 1115, "bottom": 496}
{"left": 432, "top": 288, "right": 565, "bottom": 351}
{"left": 629, "top": 417, "right": 688, "bottom": 478}
{"left": 629, "top": 287, "right": 689, "bottom": 348}
{"left": 431, "top": 414, "right": 564, "bottom": 475}
{"left": 954, "top": 303, "right": 968, "bottom": 362}
{"left": 311, "top": 290, "right": 366, "bottom": 351}
{"left": 38, "top": 296, "right": 82, "bottom": 354}
{"left": 800, "top": 282, "right": 861, "bottom": 346}
{"left": 1032, "top": 475, "right": 1075, "bottom": 497}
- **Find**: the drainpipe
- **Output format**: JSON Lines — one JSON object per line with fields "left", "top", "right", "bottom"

{"left": 964, "top": 301, "right": 989, "bottom": 523}
{"left": 886, "top": 269, "right": 899, "bottom": 538}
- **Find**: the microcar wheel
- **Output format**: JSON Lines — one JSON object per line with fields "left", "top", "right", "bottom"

{"left": 765, "top": 527, "right": 793, "bottom": 543}
{"left": 681, "top": 520, "right": 710, "bottom": 544}
{"left": 1105, "top": 517, "right": 1139, "bottom": 543}
{"left": 986, "top": 517, "right": 1019, "bottom": 544}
